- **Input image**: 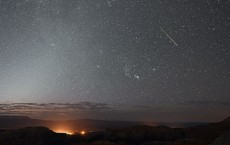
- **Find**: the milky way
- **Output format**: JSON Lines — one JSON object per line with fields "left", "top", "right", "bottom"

{"left": 0, "top": 0, "right": 230, "bottom": 122}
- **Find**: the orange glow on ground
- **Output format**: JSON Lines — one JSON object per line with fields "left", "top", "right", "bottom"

{"left": 53, "top": 129, "right": 74, "bottom": 135}
{"left": 80, "top": 130, "right": 86, "bottom": 135}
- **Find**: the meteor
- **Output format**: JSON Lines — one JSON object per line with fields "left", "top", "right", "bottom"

{"left": 160, "top": 26, "right": 178, "bottom": 46}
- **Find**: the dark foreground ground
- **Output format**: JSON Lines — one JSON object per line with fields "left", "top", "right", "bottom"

{"left": 0, "top": 117, "right": 230, "bottom": 145}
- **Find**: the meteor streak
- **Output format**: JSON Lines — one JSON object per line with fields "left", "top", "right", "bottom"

{"left": 160, "top": 26, "right": 178, "bottom": 46}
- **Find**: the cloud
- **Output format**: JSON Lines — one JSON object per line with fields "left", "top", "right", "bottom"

{"left": 179, "top": 100, "right": 230, "bottom": 107}
{"left": 0, "top": 102, "right": 114, "bottom": 116}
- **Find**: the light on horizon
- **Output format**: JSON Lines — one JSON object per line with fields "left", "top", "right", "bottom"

{"left": 53, "top": 129, "right": 74, "bottom": 135}
{"left": 80, "top": 130, "right": 86, "bottom": 135}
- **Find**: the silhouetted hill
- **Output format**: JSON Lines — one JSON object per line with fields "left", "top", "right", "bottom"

{"left": 210, "top": 131, "right": 230, "bottom": 145}
{"left": 0, "top": 116, "right": 229, "bottom": 145}
{"left": 105, "top": 125, "right": 185, "bottom": 144}
{"left": 180, "top": 116, "right": 230, "bottom": 145}
{"left": 0, "top": 127, "right": 69, "bottom": 145}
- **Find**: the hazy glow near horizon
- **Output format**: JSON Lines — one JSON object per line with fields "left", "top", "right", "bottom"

{"left": 53, "top": 128, "right": 86, "bottom": 136}
{"left": 53, "top": 128, "right": 74, "bottom": 135}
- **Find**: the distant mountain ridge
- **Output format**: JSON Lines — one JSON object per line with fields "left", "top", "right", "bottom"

{"left": 0, "top": 116, "right": 229, "bottom": 145}
{"left": 0, "top": 115, "right": 143, "bottom": 131}
{"left": 0, "top": 115, "right": 208, "bottom": 131}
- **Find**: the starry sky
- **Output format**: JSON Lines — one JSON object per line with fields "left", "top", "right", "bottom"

{"left": 0, "top": 0, "right": 230, "bottom": 122}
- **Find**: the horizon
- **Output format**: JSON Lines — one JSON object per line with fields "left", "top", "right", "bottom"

{"left": 0, "top": 114, "right": 229, "bottom": 135}
{"left": 0, "top": 113, "right": 228, "bottom": 123}
{"left": 1, "top": 114, "right": 229, "bottom": 133}
{"left": 0, "top": 116, "right": 230, "bottom": 145}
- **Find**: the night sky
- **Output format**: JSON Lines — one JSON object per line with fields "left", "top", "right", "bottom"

{"left": 0, "top": 0, "right": 230, "bottom": 122}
